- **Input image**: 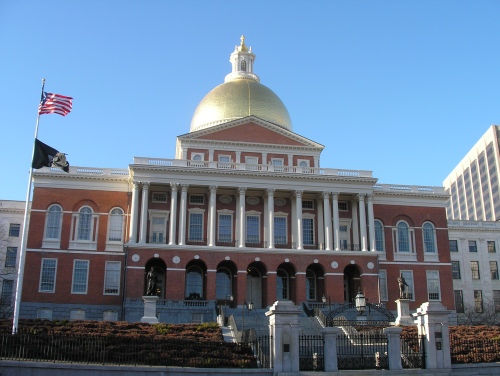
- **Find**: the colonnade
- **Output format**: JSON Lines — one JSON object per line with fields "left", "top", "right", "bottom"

{"left": 128, "top": 181, "right": 377, "bottom": 251}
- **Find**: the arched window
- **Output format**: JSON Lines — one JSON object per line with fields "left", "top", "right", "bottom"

{"left": 306, "top": 269, "right": 316, "bottom": 300}
{"left": 397, "top": 221, "right": 410, "bottom": 252}
{"left": 374, "top": 220, "right": 385, "bottom": 252}
{"left": 45, "top": 205, "right": 62, "bottom": 239}
{"left": 276, "top": 269, "right": 289, "bottom": 300}
{"left": 216, "top": 268, "right": 232, "bottom": 300}
{"left": 423, "top": 222, "right": 436, "bottom": 253}
{"left": 240, "top": 60, "right": 247, "bottom": 71}
{"left": 108, "top": 208, "right": 124, "bottom": 242}
{"left": 78, "top": 207, "right": 93, "bottom": 240}
{"left": 185, "top": 266, "right": 203, "bottom": 299}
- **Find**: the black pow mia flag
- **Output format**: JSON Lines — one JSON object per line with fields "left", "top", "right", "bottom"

{"left": 32, "top": 138, "right": 70, "bottom": 173}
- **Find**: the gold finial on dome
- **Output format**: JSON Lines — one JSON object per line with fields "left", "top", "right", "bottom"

{"left": 238, "top": 35, "right": 248, "bottom": 52}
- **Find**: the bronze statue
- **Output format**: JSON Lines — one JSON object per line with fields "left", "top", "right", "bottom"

{"left": 146, "top": 267, "right": 158, "bottom": 296}
{"left": 398, "top": 272, "right": 409, "bottom": 299}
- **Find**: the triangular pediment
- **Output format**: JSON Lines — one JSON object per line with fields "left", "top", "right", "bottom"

{"left": 177, "top": 116, "right": 324, "bottom": 149}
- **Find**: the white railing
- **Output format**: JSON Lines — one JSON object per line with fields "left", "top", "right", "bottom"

{"left": 372, "top": 184, "right": 445, "bottom": 194}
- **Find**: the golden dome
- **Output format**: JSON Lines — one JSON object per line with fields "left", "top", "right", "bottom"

{"left": 190, "top": 78, "right": 292, "bottom": 132}
{"left": 190, "top": 36, "right": 292, "bottom": 132}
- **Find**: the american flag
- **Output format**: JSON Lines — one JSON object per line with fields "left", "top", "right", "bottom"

{"left": 38, "top": 92, "right": 73, "bottom": 116}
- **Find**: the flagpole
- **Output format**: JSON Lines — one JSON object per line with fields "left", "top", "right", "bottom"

{"left": 12, "top": 78, "right": 46, "bottom": 334}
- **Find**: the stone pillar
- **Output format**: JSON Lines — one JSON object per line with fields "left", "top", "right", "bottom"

{"left": 178, "top": 184, "right": 188, "bottom": 246}
{"left": 323, "top": 327, "right": 342, "bottom": 372}
{"left": 295, "top": 190, "right": 303, "bottom": 250}
{"left": 395, "top": 298, "right": 414, "bottom": 326}
{"left": 267, "top": 188, "right": 275, "bottom": 248}
{"left": 266, "top": 300, "right": 300, "bottom": 373}
{"left": 358, "top": 194, "right": 367, "bottom": 251}
{"left": 238, "top": 187, "right": 246, "bottom": 247}
{"left": 332, "top": 192, "right": 340, "bottom": 251}
{"left": 413, "top": 302, "right": 452, "bottom": 370}
{"left": 139, "top": 182, "right": 149, "bottom": 244}
{"left": 367, "top": 194, "right": 376, "bottom": 251}
{"left": 208, "top": 185, "right": 217, "bottom": 246}
{"left": 383, "top": 327, "right": 403, "bottom": 370}
{"left": 129, "top": 181, "right": 140, "bottom": 243}
{"left": 351, "top": 198, "right": 359, "bottom": 250}
{"left": 322, "top": 192, "right": 332, "bottom": 251}
{"left": 168, "top": 183, "right": 178, "bottom": 245}
{"left": 141, "top": 296, "right": 159, "bottom": 324}
{"left": 316, "top": 196, "right": 324, "bottom": 250}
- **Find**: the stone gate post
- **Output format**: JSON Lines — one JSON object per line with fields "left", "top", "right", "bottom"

{"left": 322, "top": 327, "right": 342, "bottom": 372}
{"left": 413, "top": 302, "right": 452, "bottom": 370}
{"left": 384, "top": 326, "right": 403, "bottom": 370}
{"left": 266, "top": 300, "right": 300, "bottom": 373}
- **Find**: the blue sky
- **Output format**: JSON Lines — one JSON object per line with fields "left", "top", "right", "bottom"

{"left": 1, "top": 0, "right": 499, "bottom": 201}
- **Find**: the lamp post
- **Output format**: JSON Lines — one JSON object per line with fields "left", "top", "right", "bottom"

{"left": 224, "top": 294, "right": 233, "bottom": 325}
{"left": 355, "top": 288, "right": 366, "bottom": 320}
{"left": 322, "top": 294, "right": 331, "bottom": 311}
{"left": 241, "top": 299, "right": 253, "bottom": 342}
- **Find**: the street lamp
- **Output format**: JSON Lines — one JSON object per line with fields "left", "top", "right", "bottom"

{"left": 241, "top": 299, "right": 253, "bottom": 343}
{"left": 355, "top": 288, "right": 366, "bottom": 315}
{"left": 322, "top": 294, "right": 331, "bottom": 311}
{"left": 224, "top": 294, "right": 233, "bottom": 325}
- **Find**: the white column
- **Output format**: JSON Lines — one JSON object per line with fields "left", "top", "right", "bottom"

{"left": 208, "top": 185, "right": 217, "bottom": 246}
{"left": 351, "top": 199, "right": 359, "bottom": 251}
{"left": 267, "top": 188, "right": 275, "bottom": 248}
{"left": 208, "top": 149, "right": 214, "bottom": 161}
{"left": 168, "top": 183, "right": 178, "bottom": 245}
{"left": 129, "top": 181, "right": 140, "bottom": 243}
{"left": 358, "top": 193, "right": 367, "bottom": 251}
{"left": 139, "top": 182, "right": 149, "bottom": 244}
{"left": 316, "top": 196, "right": 324, "bottom": 250}
{"left": 263, "top": 192, "right": 269, "bottom": 244}
{"left": 262, "top": 152, "right": 268, "bottom": 166}
{"left": 295, "top": 190, "right": 303, "bottom": 250}
{"left": 287, "top": 154, "right": 293, "bottom": 167}
{"left": 332, "top": 192, "right": 340, "bottom": 251}
{"left": 239, "top": 187, "right": 246, "bottom": 247}
{"left": 367, "top": 194, "right": 376, "bottom": 251}
{"left": 178, "top": 184, "right": 188, "bottom": 245}
{"left": 291, "top": 194, "right": 296, "bottom": 245}
{"left": 236, "top": 151, "right": 241, "bottom": 164}
{"left": 322, "top": 192, "right": 332, "bottom": 251}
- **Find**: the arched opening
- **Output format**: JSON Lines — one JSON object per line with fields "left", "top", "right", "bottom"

{"left": 343, "top": 264, "right": 361, "bottom": 303}
{"left": 185, "top": 260, "right": 207, "bottom": 300}
{"left": 144, "top": 258, "right": 167, "bottom": 298}
{"left": 276, "top": 263, "right": 296, "bottom": 302}
{"left": 216, "top": 260, "right": 237, "bottom": 307}
{"left": 306, "top": 264, "right": 325, "bottom": 302}
{"left": 246, "top": 261, "right": 266, "bottom": 309}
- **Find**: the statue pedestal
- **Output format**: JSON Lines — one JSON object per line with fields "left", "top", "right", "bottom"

{"left": 395, "top": 299, "right": 414, "bottom": 326}
{"left": 141, "top": 295, "right": 159, "bottom": 324}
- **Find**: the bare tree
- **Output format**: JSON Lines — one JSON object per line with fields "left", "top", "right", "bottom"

{"left": 0, "top": 224, "right": 15, "bottom": 319}
{"left": 457, "top": 299, "right": 500, "bottom": 326}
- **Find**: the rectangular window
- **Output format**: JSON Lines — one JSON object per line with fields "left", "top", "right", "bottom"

{"left": 474, "top": 290, "right": 483, "bottom": 313}
{"left": 488, "top": 241, "right": 496, "bottom": 253}
{"left": 494, "top": 290, "right": 500, "bottom": 313}
{"left": 5, "top": 247, "right": 17, "bottom": 268}
{"left": 379, "top": 270, "right": 388, "bottom": 301}
{"left": 189, "top": 195, "right": 204, "bottom": 204}
{"left": 218, "top": 214, "right": 232, "bottom": 242}
{"left": 9, "top": 223, "right": 20, "bottom": 237}
{"left": 245, "top": 156, "right": 259, "bottom": 170}
{"left": 426, "top": 271, "right": 441, "bottom": 301}
{"left": 302, "top": 200, "right": 314, "bottom": 210}
{"left": 72, "top": 260, "right": 89, "bottom": 294}
{"left": 338, "top": 201, "right": 348, "bottom": 211}
{"left": 218, "top": 155, "right": 231, "bottom": 169}
{"left": 454, "top": 290, "right": 464, "bottom": 313}
{"left": 150, "top": 216, "right": 166, "bottom": 244}
{"left": 271, "top": 158, "right": 284, "bottom": 172}
{"left": 152, "top": 192, "right": 168, "bottom": 203}
{"left": 451, "top": 261, "right": 461, "bottom": 279}
{"left": 469, "top": 240, "right": 477, "bottom": 252}
{"left": 449, "top": 240, "right": 458, "bottom": 252}
{"left": 188, "top": 212, "right": 203, "bottom": 241}
{"left": 246, "top": 215, "right": 260, "bottom": 244}
{"left": 104, "top": 261, "right": 121, "bottom": 295}
{"left": 471, "top": 261, "right": 480, "bottom": 279}
{"left": 302, "top": 218, "right": 314, "bottom": 245}
{"left": 490, "top": 261, "right": 499, "bottom": 280}
{"left": 0, "top": 280, "right": 13, "bottom": 306}
{"left": 274, "top": 216, "right": 287, "bottom": 245}
{"left": 39, "top": 258, "right": 57, "bottom": 292}
{"left": 401, "top": 271, "right": 415, "bottom": 300}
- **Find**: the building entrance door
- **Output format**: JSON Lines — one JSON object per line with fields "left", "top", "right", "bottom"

{"left": 246, "top": 274, "right": 262, "bottom": 309}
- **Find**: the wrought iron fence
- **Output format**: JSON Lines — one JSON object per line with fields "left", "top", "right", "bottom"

{"left": 251, "top": 335, "right": 272, "bottom": 368}
{"left": 299, "top": 334, "right": 324, "bottom": 371}
{"left": 401, "top": 333, "right": 425, "bottom": 369}
{"left": 337, "top": 332, "right": 388, "bottom": 370}
{"left": 0, "top": 332, "right": 257, "bottom": 368}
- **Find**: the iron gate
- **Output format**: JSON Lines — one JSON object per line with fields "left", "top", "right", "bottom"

{"left": 299, "top": 334, "right": 324, "bottom": 371}
{"left": 401, "top": 333, "right": 426, "bottom": 369}
{"left": 337, "top": 332, "right": 389, "bottom": 370}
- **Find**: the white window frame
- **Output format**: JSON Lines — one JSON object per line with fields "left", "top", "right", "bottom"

{"left": 274, "top": 213, "right": 288, "bottom": 245}
{"left": 218, "top": 154, "right": 232, "bottom": 169}
{"left": 69, "top": 206, "right": 98, "bottom": 250}
{"left": 42, "top": 204, "right": 63, "bottom": 249}
{"left": 302, "top": 200, "right": 314, "bottom": 210}
{"left": 39, "top": 258, "right": 57, "bottom": 293}
{"left": 302, "top": 214, "right": 315, "bottom": 246}
{"left": 400, "top": 270, "right": 415, "bottom": 300}
{"left": 105, "top": 207, "right": 124, "bottom": 251}
{"left": 379, "top": 270, "right": 388, "bottom": 301}
{"left": 245, "top": 156, "right": 259, "bottom": 171}
{"left": 152, "top": 192, "right": 168, "bottom": 203}
{"left": 297, "top": 159, "right": 312, "bottom": 173}
{"left": 189, "top": 194, "right": 205, "bottom": 205}
{"left": 217, "top": 210, "right": 233, "bottom": 243}
{"left": 71, "top": 259, "right": 90, "bottom": 294}
{"left": 374, "top": 219, "right": 385, "bottom": 253}
{"left": 393, "top": 221, "right": 417, "bottom": 261}
{"left": 190, "top": 153, "right": 204, "bottom": 167}
{"left": 148, "top": 209, "right": 169, "bottom": 244}
{"left": 271, "top": 158, "right": 284, "bottom": 172}
{"left": 426, "top": 270, "right": 441, "bottom": 301}
{"left": 188, "top": 208, "right": 205, "bottom": 242}
{"left": 246, "top": 212, "right": 260, "bottom": 244}
{"left": 104, "top": 261, "right": 121, "bottom": 295}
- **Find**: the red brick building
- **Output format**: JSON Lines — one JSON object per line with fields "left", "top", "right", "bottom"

{"left": 19, "top": 37, "right": 454, "bottom": 323}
